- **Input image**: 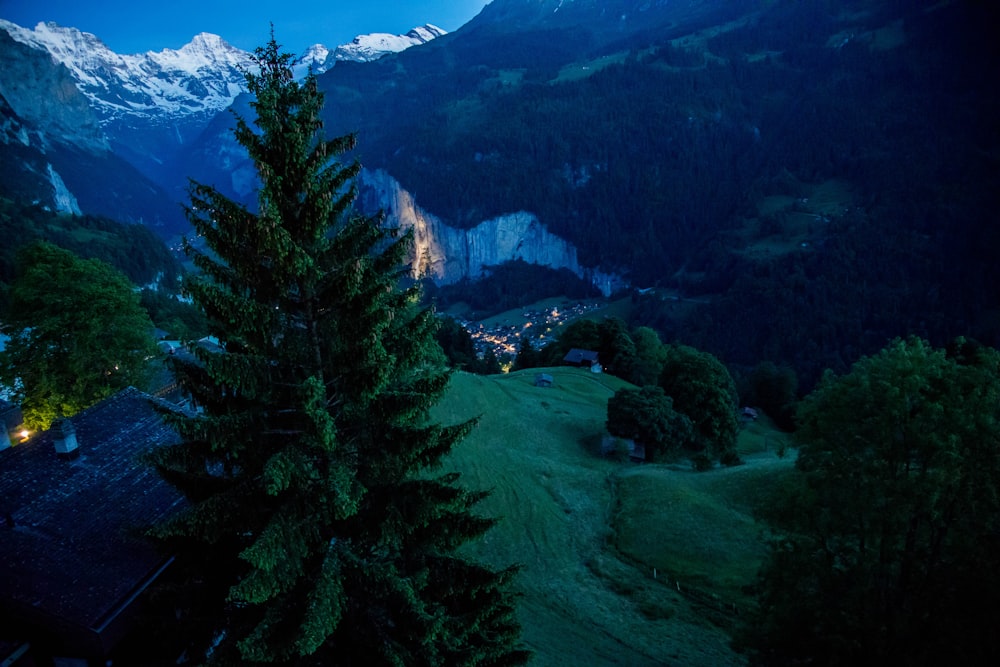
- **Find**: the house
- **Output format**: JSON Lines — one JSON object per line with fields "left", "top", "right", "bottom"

{"left": 0, "top": 399, "right": 24, "bottom": 449}
{"left": 0, "top": 387, "right": 186, "bottom": 665}
{"left": 534, "top": 373, "right": 554, "bottom": 388}
{"left": 563, "top": 348, "right": 600, "bottom": 368}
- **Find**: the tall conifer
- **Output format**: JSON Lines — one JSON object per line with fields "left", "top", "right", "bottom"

{"left": 147, "top": 35, "right": 527, "bottom": 666}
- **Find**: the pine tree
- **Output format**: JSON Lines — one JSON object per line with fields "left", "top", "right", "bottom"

{"left": 146, "top": 35, "right": 527, "bottom": 666}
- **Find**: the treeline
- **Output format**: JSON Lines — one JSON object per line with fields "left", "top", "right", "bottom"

{"left": 0, "top": 199, "right": 180, "bottom": 313}
{"left": 425, "top": 259, "right": 599, "bottom": 316}
{"left": 396, "top": 0, "right": 999, "bottom": 395}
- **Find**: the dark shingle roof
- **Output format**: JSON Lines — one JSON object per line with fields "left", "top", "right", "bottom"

{"left": 0, "top": 387, "right": 185, "bottom": 652}
{"left": 563, "top": 348, "right": 600, "bottom": 365}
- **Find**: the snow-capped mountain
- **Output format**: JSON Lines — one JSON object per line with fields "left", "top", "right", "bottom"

{"left": 0, "top": 20, "right": 250, "bottom": 120}
{"left": 334, "top": 24, "right": 447, "bottom": 63}
{"left": 292, "top": 24, "right": 447, "bottom": 77}
{"left": 0, "top": 18, "right": 445, "bottom": 202}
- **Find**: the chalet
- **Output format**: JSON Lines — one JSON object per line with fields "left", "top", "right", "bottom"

{"left": 534, "top": 373, "right": 554, "bottom": 387}
{"left": 563, "top": 348, "right": 600, "bottom": 368}
{"left": 0, "top": 387, "right": 186, "bottom": 665}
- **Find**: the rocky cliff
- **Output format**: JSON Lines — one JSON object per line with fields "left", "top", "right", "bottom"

{"left": 0, "top": 30, "right": 108, "bottom": 153}
{"left": 360, "top": 169, "right": 618, "bottom": 295}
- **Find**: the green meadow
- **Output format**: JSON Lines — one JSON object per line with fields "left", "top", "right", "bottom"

{"left": 434, "top": 368, "right": 795, "bottom": 666}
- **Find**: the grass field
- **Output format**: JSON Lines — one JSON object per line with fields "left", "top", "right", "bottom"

{"left": 738, "top": 179, "right": 854, "bottom": 260}
{"left": 433, "top": 368, "right": 796, "bottom": 666}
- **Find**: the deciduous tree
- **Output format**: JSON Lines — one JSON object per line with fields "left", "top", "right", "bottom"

{"left": 146, "top": 36, "right": 526, "bottom": 665}
{"left": 744, "top": 337, "right": 1000, "bottom": 665}
{"left": 606, "top": 385, "right": 692, "bottom": 460}
{"left": 658, "top": 343, "right": 739, "bottom": 464}
{"left": 0, "top": 242, "right": 155, "bottom": 430}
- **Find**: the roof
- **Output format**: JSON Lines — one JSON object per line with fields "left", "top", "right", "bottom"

{"left": 563, "top": 348, "right": 600, "bottom": 365}
{"left": 0, "top": 387, "right": 186, "bottom": 657}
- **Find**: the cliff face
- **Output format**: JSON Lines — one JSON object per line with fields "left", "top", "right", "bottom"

{"left": 0, "top": 30, "right": 108, "bottom": 153}
{"left": 360, "top": 169, "right": 609, "bottom": 291}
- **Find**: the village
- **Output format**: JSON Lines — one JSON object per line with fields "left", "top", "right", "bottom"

{"left": 457, "top": 300, "right": 605, "bottom": 362}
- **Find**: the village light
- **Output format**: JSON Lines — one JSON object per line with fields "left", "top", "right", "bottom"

{"left": 20, "top": 429, "right": 30, "bottom": 440}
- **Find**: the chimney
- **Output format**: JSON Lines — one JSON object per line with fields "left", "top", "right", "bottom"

{"left": 52, "top": 418, "right": 80, "bottom": 460}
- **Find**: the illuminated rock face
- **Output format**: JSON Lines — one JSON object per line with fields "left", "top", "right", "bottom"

{"left": 360, "top": 169, "right": 588, "bottom": 287}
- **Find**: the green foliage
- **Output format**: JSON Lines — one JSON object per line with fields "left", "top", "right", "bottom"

{"left": 476, "top": 348, "right": 503, "bottom": 375}
{"left": 0, "top": 198, "right": 179, "bottom": 312}
{"left": 659, "top": 344, "right": 740, "bottom": 463}
{"left": 742, "top": 361, "right": 798, "bottom": 431}
{"left": 539, "top": 318, "right": 601, "bottom": 366}
{"left": 629, "top": 326, "right": 667, "bottom": 387}
{"left": 434, "top": 315, "right": 478, "bottom": 371}
{"left": 140, "top": 288, "right": 209, "bottom": 341}
{"left": 511, "top": 336, "right": 540, "bottom": 372}
{"left": 427, "top": 259, "right": 598, "bottom": 318}
{"left": 597, "top": 317, "right": 638, "bottom": 380}
{"left": 146, "top": 35, "right": 526, "bottom": 665}
{"left": 0, "top": 242, "right": 156, "bottom": 430}
{"left": 743, "top": 337, "right": 1000, "bottom": 665}
{"left": 606, "top": 385, "right": 693, "bottom": 461}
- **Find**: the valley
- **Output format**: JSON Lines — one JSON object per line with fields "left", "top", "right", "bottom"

{"left": 1, "top": 0, "right": 999, "bottom": 663}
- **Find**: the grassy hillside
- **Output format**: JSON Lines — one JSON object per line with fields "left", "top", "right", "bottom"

{"left": 433, "top": 368, "right": 795, "bottom": 666}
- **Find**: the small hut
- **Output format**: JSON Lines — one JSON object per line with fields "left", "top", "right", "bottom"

{"left": 534, "top": 373, "right": 554, "bottom": 388}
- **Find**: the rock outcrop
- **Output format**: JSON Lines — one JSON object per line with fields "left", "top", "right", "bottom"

{"left": 360, "top": 169, "right": 619, "bottom": 294}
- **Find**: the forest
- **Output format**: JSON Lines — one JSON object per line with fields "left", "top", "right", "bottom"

{"left": 362, "top": 0, "right": 999, "bottom": 393}
{"left": 0, "top": 198, "right": 179, "bottom": 313}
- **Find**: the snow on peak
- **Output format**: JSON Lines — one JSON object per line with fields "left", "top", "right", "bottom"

{"left": 292, "top": 44, "right": 333, "bottom": 79}
{"left": 0, "top": 18, "right": 447, "bottom": 117}
{"left": 292, "top": 24, "right": 446, "bottom": 76}
{"left": 0, "top": 19, "right": 252, "bottom": 118}
{"left": 334, "top": 24, "right": 447, "bottom": 63}
{"left": 406, "top": 24, "right": 448, "bottom": 43}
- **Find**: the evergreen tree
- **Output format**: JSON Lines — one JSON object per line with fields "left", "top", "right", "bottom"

{"left": 474, "top": 348, "right": 503, "bottom": 375}
{"left": 434, "top": 315, "right": 477, "bottom": 370}
{"left": 146, "top": 35, "right": 526, "bottom": 666}
{"left": 511, "top": 337, "right": 539, "bottom": 372}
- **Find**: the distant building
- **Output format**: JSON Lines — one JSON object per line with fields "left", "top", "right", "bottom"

{"left": 535, "top": 373, "right": 554, "bottom": 387}
{"left": 0, "top": 387, "right": 186, "bottom": 665}
{"left": 563, "top": 348, "right": 600, "bottom": 368}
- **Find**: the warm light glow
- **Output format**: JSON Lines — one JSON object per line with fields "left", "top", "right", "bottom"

{"left": 19, "top": 430, "right": 30, "bottom": 440}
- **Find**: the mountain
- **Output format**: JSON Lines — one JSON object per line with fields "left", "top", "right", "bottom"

{"left": 292, "top": 24, "right": 447, "bottom": 77}
{"left": 0, "top": 20, "right": 251, "bottom": 185}
{"left": 2, "top": 0, "right": 998, "bottom": 388}
{"left": 0, "top": 29, "right": 185, "bottom": 232}
{"left": 0, "top": 18, "right": 446, "bottom": 222}
{"left": 296, "top": 0, "right": 999, "bottom": 383}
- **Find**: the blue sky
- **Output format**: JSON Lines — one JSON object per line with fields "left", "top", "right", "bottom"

{"left": 0, "top": 1, "right": 491, "bottom": 54}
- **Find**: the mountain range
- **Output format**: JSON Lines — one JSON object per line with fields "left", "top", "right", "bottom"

{"left": 0, "top": 18, "right": 447, "bottom": 235}
{"left": 1, "top": 0, "right": 998, "bottom": 386}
